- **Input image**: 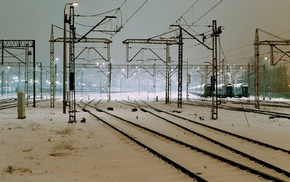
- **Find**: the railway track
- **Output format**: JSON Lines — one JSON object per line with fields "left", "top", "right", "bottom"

{"left": 126, "top": 100, "right": 290, "bottom": 172}
{"left": 182, "top": 100, "right": 290, "bottom": 119}
{"left": 136, "top": 100, "right": 290, "bottom": 153}
{"left": 0, "top": 98, "right": 18, "bottom": 110}
{"left": 229, "top": 100, "right": 290, "bottom": 109}
{"left": 0, "top": 98, "right": 49, "bottom": 110}
{"left": 78, "top": 99, "right": 290, "bottom": 181}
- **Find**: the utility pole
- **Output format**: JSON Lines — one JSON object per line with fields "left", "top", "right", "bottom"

{"left": 68, "top": 5, "right": 76, "bottom": 123}
{"left": 177, "top": 27, "right": 183, "bottom": 108}
{"left": 171, "top": 23, "right": 214, "bottom": 109}
{"left": 50, "top": 25, "right": 55, "bottom": 108}
{"left": 254, "top": 29, "right": 260, "bottom": 109}
{"left": 165, "top": 47, "right": 171, "bottom": 104}
{"left": 211, "top": 20, "right": 223, "bottom": 119}
{"left": 63, "top": 8, "right": 67, "bottom": 113}
{"left": 108, "top": 63, "right": 112, "bottom": 101}
{"left": 211, "top": 20, "right": 218, "bottom": 119}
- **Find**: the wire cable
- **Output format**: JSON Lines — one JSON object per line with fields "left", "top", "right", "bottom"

{"left": 76, "top": 8, "right": 120, "bottom": 18}
{"left": 192, "top": 0, "right": 223, "bottom": 25}
{"left": 117, "top": 0, "right": 148, "bottom": 31}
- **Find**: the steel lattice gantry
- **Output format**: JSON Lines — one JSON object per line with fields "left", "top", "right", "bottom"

{"left": 0, "top": 40, "right": 36, "bottom": 107}
{"left": 49, "top": 33, "right": 112, "bottom": 108}
{"left": 0, "top": 40, "right": 35, "bottom": 49}
{"left": 123, "top": 38, "right": 178, "bottom": 104}
{"left": 0, "top": 61, "right": 44, "bottom": 99}
{"left": 253, "top": 28, "right": 290, "bottom": 109}
{"left": 53, "top": 37, "right": 112, "bottom": 44}
{"left": 50, "top": 26, "right": 55, "bottom": 108}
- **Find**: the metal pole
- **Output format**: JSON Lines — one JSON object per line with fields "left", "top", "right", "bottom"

{"left": 254, "top": 28, "right": 260, "bottom": 109}
{"left": 55, "top": 64, "right": 57, "bottom": 95}
{"left": 63, "top": 7, "right": 67, "bottom": 113}
{"left": 153, "top": 63, "right": 156, "bottom": 96}
{"left": 211, "top": 20, "right": 218, "bottom": 120}
{"left": 177, "top": 27, "right": 183, "bottom": 108}
{"left": 268, "top": 59, "right": 271, "bottom": 100}
{"left": 108, "top": 63, "right": 111, "bottom": 101}
{"left": 68, "top": 5, "right": 76, "bottom": 123}
{"left": 18, "top": 62, "right": 20, "bottom": 92}
{"left": 25, "top": 45, "right": 29, "bottom": 107}
{"left": 1, "top": 40, "right": 3, "bottom": 64}
{"left": 186, "top": 60, "right": 189, "bottom": 100}
{"left": 33, "top": 40, "right": 36, "bottom": 107}
{"left": 81, "top": 69, "right": 84, "bottom": 96}
{"left": 1, "top": 71, "right": 3, "bottom": 96}
{"left": 138, "top": 67, "right": 140, "bottom": 96}
{"left": 99, "top": 73, "right": 102, "bottom": 97}
{"left": 6, "top": 68, "right": 9, "bottom": 97}
{"left": 50, "top": 25, "right": 55, "bottom": 108}
{"left": 222, "top": 59, "right": 225, "bottom": 86}
{"left": 248, "top": 63, "right": 251, "bottom": 102}
{"left": 205, "top": 65, "right": 209, "bottom": 83}
{"left": 40, "top": 63, "right": 43, "bottom": 100}
{"left": 165, "top": 45, "right": 170, "bottom": 104}
{"left": 263, "top": 64, "right": 266, "bottom": 100}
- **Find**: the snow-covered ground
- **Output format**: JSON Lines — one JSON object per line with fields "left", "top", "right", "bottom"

{"left": 0, "top": 93, "right": 290, "bottom": 181}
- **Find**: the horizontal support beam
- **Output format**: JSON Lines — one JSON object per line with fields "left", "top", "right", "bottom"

{"left": 257, "top": 40, "right": 290, "bottom": 45}
{"left": 123, "top": 39, "right": 178, "bottom": 45}
{"left": 50, "top": 37, "right": 112, "bottom": 44}
{"left": 73, "top": 64, "right": 252, "bottom": 70}
{"left": 0, "top": 40, "right": 35, "bottom": 48}
{"left": 0, "top": 61, "right": 42, "bottom": 67}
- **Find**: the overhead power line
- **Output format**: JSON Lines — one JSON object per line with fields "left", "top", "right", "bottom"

{"left": 117, "top": 0, "right": 149, "bottom": 31}
{"left": 76, "top": 8, "right": 120, "bottom": 18}
{"left": 174, "top": 0, "right": 199, "bottom": 25}
{"left": 72, "top": 0, "right": 149, "bottom": 38}
{"left": 192, "top": 0, "right": 223, "bottom": 25}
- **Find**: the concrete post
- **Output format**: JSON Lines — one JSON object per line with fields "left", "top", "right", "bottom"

{"left": 18, "top": 92, "right": 26, "bottom": 119}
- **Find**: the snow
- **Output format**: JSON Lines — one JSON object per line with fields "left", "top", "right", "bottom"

{"left": 0, "top": 93, "right": 290, "bottom": 181}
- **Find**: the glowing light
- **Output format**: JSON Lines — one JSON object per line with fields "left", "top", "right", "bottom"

{"left": 71, "top": 1, "right": 78, "bottom": 6}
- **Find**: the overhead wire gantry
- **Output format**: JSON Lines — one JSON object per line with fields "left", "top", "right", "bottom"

{"left": 170, "top": 20, "right": 222, "bottom": 120}
{"left": 254, "top": 28, "right": 290, "bottom": 109}
{"left": 49, "top": 26, "right": 112, "bottom": 110}
{"left": 123, "top": 38, "right": 178, "bottom": 104}
{"left": 50, "top": 0, "right": 149, "bottom": 123}
{"left": 0, "top": 40, "right": 36, "bottom": 107}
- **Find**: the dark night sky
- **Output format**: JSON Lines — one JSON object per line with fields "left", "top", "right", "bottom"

{"left": 1, "top": 0, "right": 290, "bottom": 66}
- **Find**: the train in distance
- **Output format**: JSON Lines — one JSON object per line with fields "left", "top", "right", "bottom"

{"left": 189, "top": 83, "right": 249, "bottom": 98}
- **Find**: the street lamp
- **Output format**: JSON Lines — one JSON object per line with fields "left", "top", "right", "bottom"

{"left": 63, "top": 2, "right": 78, "bottom": 114}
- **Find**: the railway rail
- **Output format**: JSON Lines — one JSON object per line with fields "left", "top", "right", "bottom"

{"left": 182, "top": 99, "right": 290, "bottom": 119}
{"left": 78, "top": 99, "right": 290, "bottom": 181}
{"left": 0, "top": 97, "right": 49, "bottom": 110}
{"left": 0, "top": 98, "right": 18, "bottom": 110}
{"left": 137, "top": 100, "right": 290, "bottom": 152}
{"left": 126, "top": 100, "right": 290, "bottom": 172}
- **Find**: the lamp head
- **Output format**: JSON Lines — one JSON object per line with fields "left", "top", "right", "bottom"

{"left": 71, "top": 1, "right": 78, "bottom": 6}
